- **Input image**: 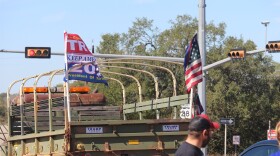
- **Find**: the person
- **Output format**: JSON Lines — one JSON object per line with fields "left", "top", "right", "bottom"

{"left": 175, "top": 114, "right": 220, "bottom": 156}
{"left": 270, "top": 121, "right": 280, "bottom": 156}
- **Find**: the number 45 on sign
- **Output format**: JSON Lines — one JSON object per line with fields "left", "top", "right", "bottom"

{"left": 180, "top": 104, "right": 192, "bottom": 119}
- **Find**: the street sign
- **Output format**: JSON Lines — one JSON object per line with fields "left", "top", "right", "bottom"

{"left": 180, "top": 104, "right": 192, "bottom": 119}
{"left": 267, "top": 129, "right": 277, "bottom": 140}
{"left": 233, "top": 135, "right": 240, "bottom": 145}
{"left": 220, "top": 118, "right": 235, "bottom": 125}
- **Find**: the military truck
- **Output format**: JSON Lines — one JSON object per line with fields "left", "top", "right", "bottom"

{"left": 4, "top": 58, "right": 190, "bottom": 156}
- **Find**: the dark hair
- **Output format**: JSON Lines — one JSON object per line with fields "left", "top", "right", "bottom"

{"left": 189, "top": 116, "right": 212, "bottom": 132}
{"left": 188, "top": 114, "right": 220, "bottom": 132}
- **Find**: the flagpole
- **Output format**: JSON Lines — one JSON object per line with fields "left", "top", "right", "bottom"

{"left": 189, "top": 88, "right": 194, "bottom": 117}
{"left": 64, "top": 31, "right": 71, "bottom": 123}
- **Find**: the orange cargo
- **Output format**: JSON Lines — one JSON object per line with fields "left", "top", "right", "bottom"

{"left": 12, "top": 93, "right": 106, "bottom": 106}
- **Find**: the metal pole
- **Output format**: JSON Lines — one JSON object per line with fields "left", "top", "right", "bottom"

{"left": 235, "top": 144, "right": 237, "bottom": 156}
{"left": 101, "top": 61, "right": 178, "bottom": 96}
{"left": 198, "top": 0, "right": 207, "bottom": 155}
{"left": 104, "top": 77, "right": 126, "bottom": 105}
{"left": 102, "top": 71, "right": 142, "bottom": 102}
{"left": 265, "top": 25, "right": 268, "bottom": 45}
{"left": 0, "top": 49, "right": 184, "bottom": 62}
{"left": 261, "top": 21, "right": 270, "bottom": 140}
{"left": 269, "top": 120, "right": 271, "bottom": 139}
{"left": 100, "top": 65, "right": 159, "bottom": 100}
{"left": 198, "top": 0, "right": 206, "bottom": 112}
{"left": 64, "top": 31, "right": 71, "bottom": 125}
{"left": 7, "top": 79, "right": 24, "bottom": 156}
{"left": 0, "top": 49, "right": 265, "bottom": 65}
{"left": 261, "top": 21, "right": 269, "bottom": 45}
{"left": 102, "top": 70, "right": 143, "bottom": 120}
{"left": 224, "top": 124, "right": 227, "bottom": 156}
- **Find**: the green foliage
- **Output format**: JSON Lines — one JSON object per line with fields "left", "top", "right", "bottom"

{"left": 0, "top": 93, "right": 7, "bottom": 123}
{"left": 96, "top": 14, "right": 280, "bottom": 154}
{"left": 157, "top": 15, "right": 197, "bottom": 57}
{"left": 2, "top": 13, "right": 280, "bottom": 155}
{"left": 206, "top": 36, "right": 279, "bottom": 154}
{"left": 96, "top": 33, "right": 123, "bottom": 54}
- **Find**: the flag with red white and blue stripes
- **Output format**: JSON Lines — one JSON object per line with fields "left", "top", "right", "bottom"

{"left": 184, "top": 33, "right": 203, "bottom": 94}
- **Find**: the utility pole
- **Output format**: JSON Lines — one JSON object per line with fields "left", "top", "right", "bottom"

{"left": 261, "top": 21, "right": 270, "bottom": 46}
{"left": 198, "top": 0, "right": 206, "bottom": 112}
{"left": 261, "top": 21, "right": 270, "bottom": 139}
{"left": 198, "top": 0, "right": 207, "bottom": 155}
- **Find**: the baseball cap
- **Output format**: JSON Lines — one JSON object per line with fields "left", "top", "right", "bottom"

{"left": 188, "top": 114, "right": 220, "bottom": 131}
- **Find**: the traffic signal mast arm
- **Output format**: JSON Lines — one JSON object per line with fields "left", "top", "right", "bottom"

{"left": 0, "top": 49, "right": 265, "bottom": 69}
{"left": 202, "top": 49, "right": 265, "bottom": 71}
{"left": 0, "top": 49, "right": 183, "bottom": 62}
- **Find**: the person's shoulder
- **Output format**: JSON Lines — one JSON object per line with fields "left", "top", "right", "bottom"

{"left": 175, "top": 142, "right": 203, "bottom": 156}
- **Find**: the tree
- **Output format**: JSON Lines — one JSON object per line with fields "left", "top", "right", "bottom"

{"left": 0, "top": 93, "right": 7, "bottom": 123}
{"left": 96, "top": 33, "right": 123, "bottom": 55}
{"left": 156, "top": 15, "right": 226, "bottom": 97}
{"left": 97, "top": 14, "right": 280, "bottom": 154}
{"left": 206, "top": 36, "right": 279, "bottom": 154}
{"left": 121, "top": 17, "right": 159, "bottom": 55}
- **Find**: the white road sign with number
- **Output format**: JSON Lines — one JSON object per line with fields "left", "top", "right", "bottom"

{"left": 180, "top": 104, "right": 191, "bottom": 119}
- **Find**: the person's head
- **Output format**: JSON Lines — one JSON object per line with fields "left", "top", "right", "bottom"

{"left": 276, "top": 121, "right": 280, "bottom": 145}
{"left": 188, "top": 114, "right": 220, "bottom": 148}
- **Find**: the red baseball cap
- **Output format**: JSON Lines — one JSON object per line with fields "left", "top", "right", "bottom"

{"left": 189, "top": 114, "right": 220, "bottom": 131}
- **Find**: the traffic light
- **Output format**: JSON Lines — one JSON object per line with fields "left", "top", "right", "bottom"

{"left": 25, "top": 47, "right": 51, "bottom": 58}
{"left": 266, "top": 41, "right": 280, "bottom": 53}
{"left": 228, "top": 48, "right": 246, "bottom": 59}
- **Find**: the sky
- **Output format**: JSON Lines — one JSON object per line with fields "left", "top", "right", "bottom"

{"left": 0, "top": 0, "right": 280, "bottom": 93}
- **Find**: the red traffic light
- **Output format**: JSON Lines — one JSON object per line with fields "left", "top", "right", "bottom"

{"left": 266, "top": 41, "right": 280, "bottom": 53}
{"left": 228, "top": 48, "right": 246, "bottom": 59}
{"left": 25, "top": 47, "right": 51, "bottom": 58}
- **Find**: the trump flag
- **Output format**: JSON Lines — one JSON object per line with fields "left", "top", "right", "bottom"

{"left": 64, "top": 32, "right": 107, "bottom": 85}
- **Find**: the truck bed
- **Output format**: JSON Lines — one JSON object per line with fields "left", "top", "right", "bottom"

{"left": 7, "top": 94, "right": 189, "bottom": 156}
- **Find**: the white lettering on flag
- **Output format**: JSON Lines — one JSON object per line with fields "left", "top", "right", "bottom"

{"left": 64, "top": 32, "right": 108, "bottom": 85}
{"left": 67, "top": 39, "right": 90, "bottom": 53}
{"left": 67, "top": 54, "right": 96, "bottom": 63}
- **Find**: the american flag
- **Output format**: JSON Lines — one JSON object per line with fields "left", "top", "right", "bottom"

{"left": 184, "top": 33, "right": 203, "bottom": 94}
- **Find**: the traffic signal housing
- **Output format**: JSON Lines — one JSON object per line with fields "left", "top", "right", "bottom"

{"left": 25, "top": 47, "right": 51, "bottom": 58}
{"left": 228, "top": 48, "right": 246, "bottom": 59}
{"left": 266, "top": 41, "right": 280, "bottom": 53}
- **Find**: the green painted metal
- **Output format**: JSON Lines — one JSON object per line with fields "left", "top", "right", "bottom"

{"left": 7, "top": 94, "right": 189, "bottom": 156}
{"left": 123, "top": 94, "right": 188, "bottom": 114}
{"left": 69, "top": 119, "right": 189, "bottom": 155}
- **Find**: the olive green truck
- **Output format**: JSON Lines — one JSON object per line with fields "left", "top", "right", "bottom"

{"left": 3, "top": 66, "right": 190, "bottom": 156}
